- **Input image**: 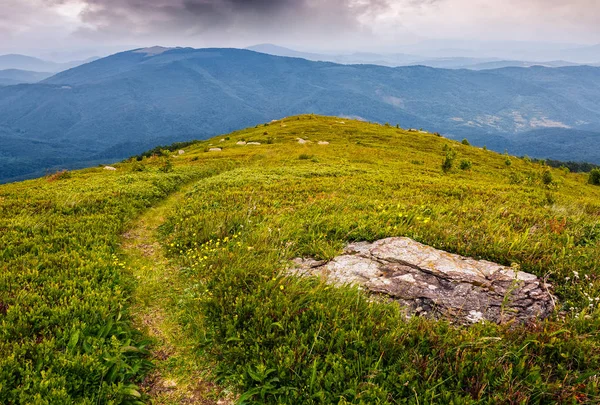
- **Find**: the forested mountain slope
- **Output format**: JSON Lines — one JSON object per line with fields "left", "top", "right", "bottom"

{"left": 1, "top": 48, "right": 600, "bottom": 182}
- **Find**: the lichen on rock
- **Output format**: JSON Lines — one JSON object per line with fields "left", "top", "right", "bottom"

{"left": 291, "top": 237, "right": 555, "bottom": 324}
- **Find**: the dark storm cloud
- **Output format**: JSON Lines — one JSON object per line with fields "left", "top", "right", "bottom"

{"left": 71, "top": 0, "right": 391, "bottom": 42}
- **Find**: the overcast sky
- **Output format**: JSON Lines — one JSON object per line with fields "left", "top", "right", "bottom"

{"left": 1, "top": 0, "right": 599, "bottom": 60}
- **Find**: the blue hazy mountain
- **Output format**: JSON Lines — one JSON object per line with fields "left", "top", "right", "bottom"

{"left": 247, "top": 44, "right": 585, "bottom": 70}
{"left": 0, "top": 54, "right": 99, "bottom": 73}
{"left": 1, "top": 47, "right": 600, "bottom": 182}
{"left": 0, "top": 69, "right": 53, "bottom": 86}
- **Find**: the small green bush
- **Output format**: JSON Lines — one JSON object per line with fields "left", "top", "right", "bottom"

{"left": 442, "top": 149, "right": 456, "bottom": 173}
{"left": 160, "top": 157, "right": 174, "bottom": 173}
{"left": 542, "top": 170, "right": 553, "bottom": 185}
{"left": 589, "top": 168, "right": 600, "bottom": 185}
{"left": 131, "top": 161, "right": 146, "bottom": 172}
{"left": 299, "top": 154, "right": 313, "bottom": 160}
{"left": 461, "top": 138, "right": 470, "bottom": 146}
{"left": 46, "top": 170, "right": 71, "bottom": 182}
{"left": 459, "top": 159, "right": 472, "bottom": 170}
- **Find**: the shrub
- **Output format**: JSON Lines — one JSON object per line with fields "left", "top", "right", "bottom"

{"left": 442, "top": 149, "right": 456, "bottom": 173}
{"left": 589, "top": 168, "right": 600, "bottom": 185}
{"left": 160, "top": 157, "right": 174, "bottom": 173}
{"left": 505, "top": 156, "right": 512, "bottom": 166}
{"left": 46, "top": 170, "right": 71, "bottom": 182}
{"left": 130, "top": 161, "right": 146, "bottom": 172}
{"left": 299, "top": 154, "right": 313, "bottom": 160}
{"left": 461, "top": 138, "right": 470, "bottom": 146}
{"left": 459, "top": 159, "right": 472, "bottom": 170}
{"left": 542, "top": 170, "right": 553, "bottom": 185}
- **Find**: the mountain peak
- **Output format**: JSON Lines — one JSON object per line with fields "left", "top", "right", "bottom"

{"left": 133, "top": 46, "right": 174, "bottom": 56}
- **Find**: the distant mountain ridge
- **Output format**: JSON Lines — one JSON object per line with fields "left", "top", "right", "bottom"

{"left": 1, "top": 46, "right": 600, "bottom": 182}
{"left": 0, "top": 69, "right": 53, "bottom": 86}
{"left": 246, "top": 44, "right": 589, "bottom": 70}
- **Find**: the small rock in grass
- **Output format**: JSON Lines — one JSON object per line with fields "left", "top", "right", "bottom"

{"left": 236, "top": 141, "right": 247, "bottom": 145}
{"left": 162, "top": 379, "right": 177, "bottom": 388}
{"left": 318, "top": 141, "right": 330, "bottom": 145}
{"left": 297, "top": 138, "right": 309, "bottom": 144}
{"left": 178, "top": 150, "right": 185, "bottom": 155}
{"left": 104, "top": 166, "right": 117, "bottom": 171}
{"left": 209, "top": 148, "right": 222, "bottom": 152}
{"left": 247, "top": 142, "right": 261, "bottom": 145}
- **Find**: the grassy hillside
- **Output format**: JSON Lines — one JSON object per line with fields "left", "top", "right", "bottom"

{"left": 1, "top": 116, "right": 600, "bottom": 403}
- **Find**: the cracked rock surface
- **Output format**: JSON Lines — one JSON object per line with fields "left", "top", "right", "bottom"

{"left": 292, "top": 237, "right": 555, "bottom": 324}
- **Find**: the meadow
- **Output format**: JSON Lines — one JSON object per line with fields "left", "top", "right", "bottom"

{"left": 1, "top": 115, "right": 600, "bottom": 403}
{"left": 0, "top": 159, "right": 223, "bottom": 403}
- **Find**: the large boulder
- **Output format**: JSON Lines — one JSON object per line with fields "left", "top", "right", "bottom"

{"left": 292, "top": 238, "right": 555, "bottom": 324}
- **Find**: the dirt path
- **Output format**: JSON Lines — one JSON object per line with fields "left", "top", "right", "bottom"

{"left": 121, "top": 185, "right": 232, "bottom": 404}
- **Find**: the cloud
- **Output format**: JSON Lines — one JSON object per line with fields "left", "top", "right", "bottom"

{"left": 0, "top": 0, "right": 599, "bottom": 55}
{"left": 67, "top": 0, "right": 392, "bottom": 47}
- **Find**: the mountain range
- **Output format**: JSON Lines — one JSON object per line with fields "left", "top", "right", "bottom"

{"left": 247, "top": 44, "right": 593, "bottom": 70}
{"left": 0, "top": 54, "right": 99, "bottom": 72}
{"left": 1, "top": 46, "right": 600, "bottom": 182}
{"left": 0, "top": 54, "right": 99, "bottom": 86}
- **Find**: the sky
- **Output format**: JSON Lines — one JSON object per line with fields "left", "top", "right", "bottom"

{"left": 0, "top": 0, "right": 599, "bottom": 60}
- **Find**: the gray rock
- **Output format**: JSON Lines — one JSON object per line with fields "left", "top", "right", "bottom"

{"left": 104, "top": 166, "right": 117, "bottom": 171}
{"left": 291, "top": 237, "right": 555, "bottom": 324}
{"left": 209, "top": 148, "right": 222, "bottom": 152}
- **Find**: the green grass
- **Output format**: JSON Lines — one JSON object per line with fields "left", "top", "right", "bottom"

{"left": 2, "top": 115, "right": 600, "bottom": 404}
{"left": 0, "top": 160, "right": 223, "bottom": 403}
